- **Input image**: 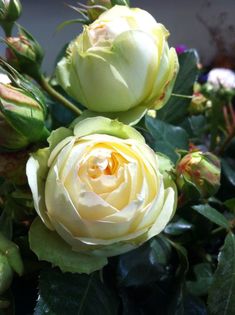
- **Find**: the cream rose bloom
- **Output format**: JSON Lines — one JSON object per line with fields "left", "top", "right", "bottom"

{"left": 56, "top": 5, "right": 178, "bottom": 124}
{"left": 27, "top": 117, "right": 177, "bottom": 271}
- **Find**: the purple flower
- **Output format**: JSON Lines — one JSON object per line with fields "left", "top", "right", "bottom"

{"left": 175, "top": 44, "right": 187, "bottom": 55}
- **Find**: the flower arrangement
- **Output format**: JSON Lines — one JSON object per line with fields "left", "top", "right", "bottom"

{"left": 0, "top": 0, "right": 235, "bottom": 314}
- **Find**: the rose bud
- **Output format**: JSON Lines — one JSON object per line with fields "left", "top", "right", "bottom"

{"left": 188, "top": 92, "right": 208, "bottom": 115}
{"left": 176, "top": 151, "right": 221, "bottom": 200}
{"left": 27, "top": 117, "right": 177, "bottom": 273}
{"left": 0, "top": 0, "right": 22, "bottom": 36}
{"left": 5, "top": 25, "right": 44, "bottom": 80}
{"left": 0, "top": 71, "right": 49, "bottom": 151}
{"left": 56, "top": 5, "right": 179, "bottom": 124}
{"left": 87, "top": 0, "right": 111, "bottom": 21}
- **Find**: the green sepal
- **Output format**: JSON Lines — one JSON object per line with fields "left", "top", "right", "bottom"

{"left": 47, "top": 127, "right": 73, "bottom": 152}
{"left": 0, "top": 232, "right": 23, "bottom": 276}
{"left": 29, "top": 218, "right": 108, "bottom": 274}
{"left": 0, "top": 253, "right": 13, "bottom": 295}
{"left": 70, "top": 106, "right": 147, "bottom": 127}
{"left": 111, "top": 0, "right": 129, "bottom": 6}
{"left": 2, "top": 106, "right": 48, "bottom": 144}
{"left": 72, "top": 116, "right": 145, "bottom": 142}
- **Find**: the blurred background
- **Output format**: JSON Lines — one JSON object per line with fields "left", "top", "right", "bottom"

{"left": 1, "top": 0, "right": 234, "bottom": 74}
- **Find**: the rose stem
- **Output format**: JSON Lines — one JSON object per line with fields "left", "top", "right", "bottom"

{"left": 37, "top": 74, "right": 82, "bottom": 116}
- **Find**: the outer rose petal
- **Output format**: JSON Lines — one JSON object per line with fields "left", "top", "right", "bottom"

{"left": 26, "top": 148, "right": 53, "bottom": 230}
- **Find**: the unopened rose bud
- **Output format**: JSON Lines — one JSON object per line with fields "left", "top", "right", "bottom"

{"left": 56, "top": 6, "right": 178, "bottom": 124}
{"left": 188, "top": 92, "right": 208, "bottom": 115}
{"left": 6, "top": 36, "right": 36, "bottom": 65}
{"left": 176, "top": 151, "right": 221, "bottom": 200}
{"left": 5, "top": 25, "right": 43, "bottom": 79}
{"left": 87, "top": 0, "right": 111, "bottom": 21}
{"left": 0, "top": 0, "right": 21, "bottom": 36}
{"left": 0, "top": 73, "right": 49, "bottom": 151}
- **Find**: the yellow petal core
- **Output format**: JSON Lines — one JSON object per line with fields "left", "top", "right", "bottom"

{"left": 85, "top": 151, "right": 127, "bottom": 179}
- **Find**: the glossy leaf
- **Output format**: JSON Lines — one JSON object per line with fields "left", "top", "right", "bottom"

{"left": 35, "top": 268, "right": 119, "bottom": 315}
{"left": 182, "top": 295, "right": 207, "bottom": 315}
{"left": 145, "top": 116, "right": 189, "bottom": 163}
{"left": 0, "top": 207, "right": 12, "bottom": 239}
{"left": 192, "top": 204, "right": 230, "bottom": 230}
{"left": 164, "top": 218, "right": 193, "bottom": 236}
{"left": 180, "top": 115, "right": 206, "bottom": 140}
{"left": 116, "top": 237, "right": 173, "bottom": 287}
{"left": 157, "top": 50, "right": 199, "bottom": 124}
{"left": 208, "top": 233, "right": 235, "bottom": 315}
{"left": 224, "top": 198, "right": 235, "bottom": 212}
{"left": 222, "top": 158, "right": 235, "bottom": 187}
{"left": 186, "top": 263, "right": 213, "bottom": 296}
{"left": 29, "top": 218, "right": 108, "bottom": 274}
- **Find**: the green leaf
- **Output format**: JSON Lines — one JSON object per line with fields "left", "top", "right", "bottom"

{"left": 219, "top": 158, "right": 235, "bottom": 201}
{"left": 192, "top": 204, "right": 230, "bottom": 230}
{"left": 164, "top": 218, "right": 193, "bottom": 236}
{"left": 0, "top": 232, "right": 23, "bottom": 276}
{"left": 186, "top": 263, "right": 213, "bottom": 296}
{"left": 157, "top": 50, "right": 199, "bottom": 124}
{"left": 208, "top": 233, "right": 235, "bottom": 315}
{"left": 0, "top": 253, "right": 13, "bottom": 295}
{"left": 56, "top": 18, "right": 89, "bottom": 32}
{"left": 47, "top": 96, "right": 78, "bottom": 128}
{"left": 224, "top": 198, "right": 235, "bottom": 212}
{"left": 180, "top": 115, "right": 206, "bottom": 140}
{"left": 29, "top": 218, "right": 108, "bottom": 274}
{"left": 168, "top": 240, "right": 189, "bottom": 278}
{"left": 145, "top": 116, "right": 189, "bottom": 163}
{"left": 182, "top": 295, "right": 207, "bottom": 315}
{"left": 222, "top": 158, "right": 235, "bottom": 187}
{"left": 34, "top": 295, "right": 56, "bottom": 315}
{"left": 0, "top": 207, "right": 12, "bottom": 239}
{"left": 111, "top": 0, "right": 129, "bottom": 6}
{"left": 116, "top": 236, "right": 173, "bottom": 287}
{"left": 164, "top": 240, "right": 190, "bottom": 315}
{"left": 35, "top": 268, "right": 119, "bottom": 315}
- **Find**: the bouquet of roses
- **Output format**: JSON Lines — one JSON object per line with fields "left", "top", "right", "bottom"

{"left": 0, "top": 0, "right": 235, "bottom": 314}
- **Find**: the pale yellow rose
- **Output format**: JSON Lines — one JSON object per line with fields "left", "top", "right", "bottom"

{"left": 27, "top": 117, "right": 177, "bottom": 262}
{"left": 56, "top": 5, "right": 179, "bottom": 124}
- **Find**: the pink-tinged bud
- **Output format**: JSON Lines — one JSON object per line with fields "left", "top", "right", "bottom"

{"left": 176, "top": 151, "right": 221, "bottom": 199}
{"left": 6, "top": 36, "right": 37, "bottom": 67}
{"left": 188, "top": 92, "right": 208, "bottom": 115}
{"left": 0, "top": 66, "right": 49, "bottom": 151}
{"left": 5, "top": 25, "right": 43, "bottom": 79}
{"left": 87, "top": 0, "right": 111, "bottom": 21}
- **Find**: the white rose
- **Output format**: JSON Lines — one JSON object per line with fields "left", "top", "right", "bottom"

{"left": 27, "top": 117, "right": 177, "bottom": 267}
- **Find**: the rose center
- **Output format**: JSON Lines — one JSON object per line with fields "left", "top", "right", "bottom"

{"left": 87, "top": 151, "right": 127, "bottom": 179}
{"left": 89, "top": 23, "right": 113, "bottom": 46}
